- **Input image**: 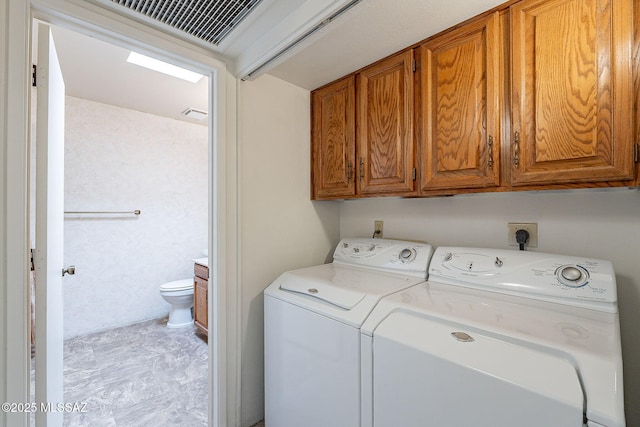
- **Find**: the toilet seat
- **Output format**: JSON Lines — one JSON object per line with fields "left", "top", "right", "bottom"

{"left": 160, "top": 279, "right": 193, "bottom": 292}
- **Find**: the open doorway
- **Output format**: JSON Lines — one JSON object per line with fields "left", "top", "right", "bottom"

{"left": 27, "top": 12, "right": 226, "bottom": 425}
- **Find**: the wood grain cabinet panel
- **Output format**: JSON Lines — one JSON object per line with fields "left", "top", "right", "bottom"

{"left": 419, "top": 12, "right": 501, "bottom": 191}
{"left": 194, "top": 276, "right": 207, "bottom": 335}
{"left": 510, "top": 0, "right": 634, "bottom": 185}
{"left": 311, "top": 76, "right": 356, "bottom": 199}
{"left": 193, "top": 264, "right": 208, "bottom": 336}
{"left": 357, "top": 51, "right": 416, "bottom": 195}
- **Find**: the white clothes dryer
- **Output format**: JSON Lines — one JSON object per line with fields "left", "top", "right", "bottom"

{"left": 361, "top": 247, "right": 625, "bottom": 427}
{"left": 264, "top": 238, "right": 434, "bottom": 427}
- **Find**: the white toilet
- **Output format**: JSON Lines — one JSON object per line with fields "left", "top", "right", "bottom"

{"left": 159, "top": 279, "right": 194, "bottom": 328}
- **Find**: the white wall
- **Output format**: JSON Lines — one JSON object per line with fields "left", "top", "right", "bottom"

{"left": 62, "top": 96, "right": 208, "bottom": 338}
{"left": 340, "top": 188, "right": 640, "bottom": 426}
{"left": 238, "top": 74, "right": 341, "bottom": 426}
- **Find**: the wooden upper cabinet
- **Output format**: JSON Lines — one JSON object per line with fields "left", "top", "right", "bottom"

{"left": 419, "top": 12, "right": 501, "bottom": 191}
{"left": 510, "top": 0, "right": 634, "bottom": 185}
{"left": 357, "top": 50, "right": 416, "bottom": 195}
{"left": 311, "top": 76, "right": 356, "bottom": 199}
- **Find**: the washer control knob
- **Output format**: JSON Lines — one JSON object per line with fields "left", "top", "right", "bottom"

{"left": 399, "top": 248, "right": 416, "bottom": 263}
{"left": 561, "top": 266, "right": 582, "bottom": 282}
{"left": 556, "top": 265, "right": 589, "bottom": 288}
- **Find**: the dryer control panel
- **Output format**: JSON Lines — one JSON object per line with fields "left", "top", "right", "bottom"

{"left": 333, "top": 238, "right": 434, "bottom": 279}
{"left": 429, "top": 247, "right": 618, "bottom": 313}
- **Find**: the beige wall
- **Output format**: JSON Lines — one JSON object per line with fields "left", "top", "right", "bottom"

{"left": 340, "top": 189, "right": 640, "bottom": 426}
{"left": 238, "top": 74, "right": 341, "bottom": 426}
{"left": 235, "top": 74, "right": 640, "bottom": 425}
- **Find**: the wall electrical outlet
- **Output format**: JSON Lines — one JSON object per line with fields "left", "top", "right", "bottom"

{"left": 374, "top": 220, "right": 384, "bottom": 238}
{"left": 508, "top": 223, "right": 538, "bottom": 248}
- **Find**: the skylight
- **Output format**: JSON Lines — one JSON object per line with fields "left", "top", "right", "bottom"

{"left": 126, "top": 52, "right": 204, "bottom": 83}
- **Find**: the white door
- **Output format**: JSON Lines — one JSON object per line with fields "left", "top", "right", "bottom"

{"left": 34, "top": 23, "right": 66, "bottom": 427}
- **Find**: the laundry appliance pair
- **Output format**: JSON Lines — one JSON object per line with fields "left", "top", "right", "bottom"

{"left": 264, "top": 238, "right": 624, "bottom": 427}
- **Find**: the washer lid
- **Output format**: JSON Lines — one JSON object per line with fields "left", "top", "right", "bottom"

{"left": 265, "top": 264, "right": 425, "bottom": 327}
{"left": 279, "top": 277, "right": 365, "bottom": 309}
{"left": 371, "top": 311, "right": 585, "bottom": 426}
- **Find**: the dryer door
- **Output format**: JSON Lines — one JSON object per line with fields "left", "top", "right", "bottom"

{"left": 372, "top": 312, "right": 584, "bottom": 427}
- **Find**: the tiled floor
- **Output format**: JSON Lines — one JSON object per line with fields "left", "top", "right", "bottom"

{"left": 32, "top": 317, "right": 208, "bottom": 426}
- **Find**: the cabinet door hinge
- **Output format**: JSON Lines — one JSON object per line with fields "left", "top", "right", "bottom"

{"left": 634, "top": 144, "right": 639, "bottom": 163}
{"left": 32, "top": 65, "right": 37, "bottom": 87}
{"left": 412, "top": 168, "right": 417, "bottom": 181}
{"left": 412, "top": 59, "right": 416, "bottom": 73}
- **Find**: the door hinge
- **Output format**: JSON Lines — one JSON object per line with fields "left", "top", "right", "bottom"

{"left": 32, "top": 65, "right": 37, "bottom": 87}
{"left": 412, "top": 59, "right": 416, "bottom": 73}
{"left": 634, "top": 143, "right": 639, "bottom": 163}
{"left": 412, "top": 168, "right": 417, "bottom": 181}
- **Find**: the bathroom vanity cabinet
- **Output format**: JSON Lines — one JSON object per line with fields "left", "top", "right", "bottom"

{"left": 194, "top": 261, "right": 208, "bottom": 336}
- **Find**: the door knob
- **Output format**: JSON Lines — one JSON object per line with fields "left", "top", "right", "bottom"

{"left": 62, "top": 265, "right": 76, "bottom": 277}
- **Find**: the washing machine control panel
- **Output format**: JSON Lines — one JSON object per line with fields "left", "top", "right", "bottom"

{"left": 429, "top": 247, "right": 618, "bottom": 312}
{"left": 333, "top": 238, "right": 433, "bottom": 278}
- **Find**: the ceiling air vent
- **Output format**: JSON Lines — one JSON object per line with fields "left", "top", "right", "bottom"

{"left": 107, "top": 0, "right": 263, "bottom": 45}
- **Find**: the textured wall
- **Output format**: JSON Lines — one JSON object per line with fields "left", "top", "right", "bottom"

{"left": 340, "top": 189, "right": 640, "bottom": 426}
{"left": 62, "top": 96, "right": 208, "bottom": 339}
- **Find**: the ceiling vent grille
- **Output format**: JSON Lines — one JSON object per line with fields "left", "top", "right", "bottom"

{"left": 108, "top": 0, "right": 263, "bottom": 45}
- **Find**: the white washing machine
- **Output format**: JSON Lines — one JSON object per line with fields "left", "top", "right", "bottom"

{"left": 264, "top": 238, "right": 434, "bottom": 427}
{"left": 361, "top": 247, "right": 625, "bottom": 427}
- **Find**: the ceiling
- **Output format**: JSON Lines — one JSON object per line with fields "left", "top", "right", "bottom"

{"left": 50, "top": 25, "right": 210, "bottom": 125}
{"left": 268, "top": 0, "right": 504, "bottom": 90}
{"left": 49, "top": 0, "right": 505, "bottom": 124}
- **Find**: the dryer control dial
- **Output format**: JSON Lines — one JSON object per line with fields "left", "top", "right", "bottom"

{"left": 556, "top": 265, "right": 589, "bottom": 288}
{"left": 399, "top": 248, "right": 417, "bottom": 263}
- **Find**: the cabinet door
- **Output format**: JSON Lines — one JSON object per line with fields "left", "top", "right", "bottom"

{"left": 357, "top": 51, "right": 415, "bottom": 195}
{"left": 194, "top": 276, "right": 208, "bottom": 335}
{"left": 419, "top": 12, "right": 501, "bottom": 191}
{"left": 510, "top": 0, "right": 634, "bottom": 185}
{"left": 311, "top": 76, "right": 356, "bottom": 199}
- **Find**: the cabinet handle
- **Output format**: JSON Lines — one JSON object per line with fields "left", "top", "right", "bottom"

{"left": 359, "top": 157, "right": 364, "bottom": 182}
{"left": 346, "top": 161, "right": 352, "bottom": 183}
{"left": 487, "top": 135, "right": 494, "bottom": 169}
{"left": 513, "top": 131, "right": 520, "bottom": 167}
